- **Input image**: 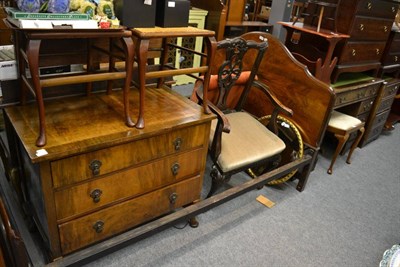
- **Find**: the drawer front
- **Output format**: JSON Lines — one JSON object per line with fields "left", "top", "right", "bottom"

{"left": 389, "top": 39, "right": 400, "bottom": 52}
{"left": 338, "top": 42, "right": 386, "bottom": 64}
{"left": 372, "top": 110, "right": 390, "bottom": 127}
{"left": 54, "top": 149, "right": 205, "bottom": 220}
{"left": 350, "top": 17, "right": 392, "bottom": 41}
{"left": 382, "top": 53, "right": 400, "bottom": 65}
{"left": 51, "top": 123, "right": 209, "bottom": 188}
{"left": 59, "top": 176, "right": 202, "bottom": 254}
{"left": 382, "top": 82, "right": 400, "bottom": 98}
{"left": 356, "top": 0, "right": 398, "bottom": 19}
{"left": 357, "top": 98, "right": 375, "bottom": 115}
{"left": 377, "top": 96, "right": 396, "bottom": 113}
{"left": 334, "top": 83, "right": 380, "bottom": 107}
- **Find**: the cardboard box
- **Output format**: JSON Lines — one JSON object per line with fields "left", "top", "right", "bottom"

{"left": 114, "top": 0, "right": 157, "bottom": 28}
{"left": 0, "top": 45, "right": 17, "bottom": 81}
{"left": 156, "top": 0, "right": 190, "bottom": 27}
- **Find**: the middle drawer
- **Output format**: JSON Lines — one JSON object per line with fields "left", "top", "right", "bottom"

{"left": 54, "top": 149, "right": 204, "bottom": 221}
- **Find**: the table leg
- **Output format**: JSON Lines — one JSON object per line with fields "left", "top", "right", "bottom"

{"left": 202, "top": 36, "right": 217, "bottom": 115}
{"left": 86, "top": 39, "right": 94, "bottom": 95}
{"left": 157, "top": 37, "right": 169, "bottom": 88}
{"left": 26, "top": 39, "right": 46, "bottom": 147}
{"left": 135, "top": 38, "right": 149, "bottom": 129}
{"left": 107, "top": 38, "right": 116, "bottom": 95}
{"left": 121, "top": 36, "right": 135, "bottom": 127}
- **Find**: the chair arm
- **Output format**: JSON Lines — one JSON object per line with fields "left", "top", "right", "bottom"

{"left": 252, "top": 80, "right": 293, "bottom": 117}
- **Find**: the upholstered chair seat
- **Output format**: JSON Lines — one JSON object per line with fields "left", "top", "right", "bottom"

{"left": 209, "top": 112, "right": 286, "bottom": 173}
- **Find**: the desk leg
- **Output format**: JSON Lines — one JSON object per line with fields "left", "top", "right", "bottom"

{"left": 26, "top": 39, "right": 46, "bottom": 147}
{"left": 122, "top": 36, "right": 135, "bottom": 127}
{"left": 136, "top": 39, "right": 149, "bottom": 129}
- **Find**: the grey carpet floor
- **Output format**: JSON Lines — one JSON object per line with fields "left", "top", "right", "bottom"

{"left": 83, "top": 122, "right": 400, "bottom": 266}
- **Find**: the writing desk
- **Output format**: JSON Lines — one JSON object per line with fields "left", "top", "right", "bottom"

{"left": 5, "top": 18, "right": 135, "bottom": 147}
{"left": 130, "top": 26, "right": 216, "bottom": 128}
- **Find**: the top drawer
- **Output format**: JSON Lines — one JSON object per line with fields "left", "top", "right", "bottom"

{"left": 334, "top": 82, "right": 380, "bottom": 107}
{"left": 356, "top": 0, "right": 398, "bottom": 19}
{"left": 51, "top": 123, "right": 209, "bottom": 188}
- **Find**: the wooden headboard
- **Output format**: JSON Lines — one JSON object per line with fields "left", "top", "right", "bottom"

{"left": 242, "top": 32, "right": 335, "bottom": 149}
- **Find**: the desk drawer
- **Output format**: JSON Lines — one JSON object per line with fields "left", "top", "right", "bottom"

{"left": 377, "top": 96, "right": 396, "bottom": 113}
{"left": 335, "top": 84, "right": 379, "bottom": 107}
{"left": 58, "top": 175, "right": 201, "bottom": 254}
{"left": 51, "top": 123, "right": 208, "bottom": 188}
{"left": 382, "top": 82, "right": 400, "bottom": 98}
{"left": 54, "top": 149, "right": 204, "bottom": 221}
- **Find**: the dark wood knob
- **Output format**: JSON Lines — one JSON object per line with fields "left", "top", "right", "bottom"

{"left": 90, "top": 189, "right": 102, "bottom": 203}
{"left": 169, "top": 192, "right": 178, "bottom": 204}
{"left": 89, "top": 159, "right": 102, "bottom": 176}
{"left": 173, "top": 137, "right": 182, "bottom": 151}
{"left": 171, "top": 162, "right": 180, "bottom": 176}
{"left": 93, "top": 220, "right": 104, "bottom": 233}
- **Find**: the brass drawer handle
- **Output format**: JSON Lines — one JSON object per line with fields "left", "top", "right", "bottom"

{"left": 367, "top": 2, "right": 372, "bottom": 10}
{"left": 173, "top": 137, "right": 182, "bottom": 151}
{"left": 384, "top": 26, "right": 388, "bottom": 32}
{"left": 352, "top": 49, "right": 356, "bottom": 56}
{"left": 169, "top": 192, "right": 178, "bottom": 204}
{"left": 359, "top": 24, "right": 364, "bottom": 31}
{"left": 93, "top": 220, "right": 104, "bottom": 233}
{"left": 376, "top": 48, "right": 380, "bottom": 55}
{"left": 171, "top": 162, "right": 180, "bottom": 176}
{"left": 392, "top": 6, "right": 396, "bottom": 12}
{"left": 89, "top": 159, "right": 102, "bottom": 176}
{"left": 90, "top": 189, "right": 102, "bottom": 203}
{"left": 395, "top": 56, "right": 398, "bottom": 62}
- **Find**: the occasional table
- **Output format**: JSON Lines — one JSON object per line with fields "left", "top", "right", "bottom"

{"left": 130, "top": 26, "right": 217, "bottom": 128}
{"left": 5, "top": 18, "right": 135, "bottom": 147}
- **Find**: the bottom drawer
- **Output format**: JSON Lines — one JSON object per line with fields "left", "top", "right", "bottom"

{"left": 58, "top": 176, "right": 202, "bottom": 254}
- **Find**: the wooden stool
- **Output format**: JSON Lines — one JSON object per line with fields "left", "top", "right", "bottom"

{"left": 326, "top": 110, "right": 365, "bottom": 174}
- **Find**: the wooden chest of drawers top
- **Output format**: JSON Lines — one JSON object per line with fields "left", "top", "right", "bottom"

{"left": 336, "top": 0, "right": 399, "bottom": 35}
{"left": 4, "top": 87, "right": 214, "bottom": 163}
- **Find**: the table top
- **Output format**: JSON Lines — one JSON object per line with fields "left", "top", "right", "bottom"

{"left": 278, "top": 21, "right": 350, "bottom": 39}
{"left": 131, "top": 26, "right": 215, "bottom": 38}
{"left": 5, "top": 87, "right": 214, "bottom": 163}
{"left": 4, "top": 18, "right": 132, "bottom": 38}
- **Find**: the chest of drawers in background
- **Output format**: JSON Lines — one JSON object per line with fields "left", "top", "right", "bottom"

{"left": 332, "top": 0, "right": 399, "bottom": 83}
{"left": 379, "top": 29, "right": 400, "bottom": 77}
{"left": 4, "top": 88, "right": 213, "bottom": 262}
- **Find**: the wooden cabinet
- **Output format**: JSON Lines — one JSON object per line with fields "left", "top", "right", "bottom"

{"left": 4, "top": 87, "right": 213, "bottom": 261}
{"left": 332, "top": 0, "right": 399, "bottom": 82}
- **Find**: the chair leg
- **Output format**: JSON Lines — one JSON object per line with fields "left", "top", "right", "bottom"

{"left": 346, "top": 127, "right": 365, "bottom": 164}
{"left": 328, "top": 133, "right": 349, "bottom": 174}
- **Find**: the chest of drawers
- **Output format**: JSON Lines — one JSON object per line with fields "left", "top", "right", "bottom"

{"left": 332, "top": 0, "right": 399, "bottom": 83}
{"left": 4, "top": 88, "right": 213, "bottom": 261}
{"left": 379, "top": 29, "right": 400, "bottom": 77}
